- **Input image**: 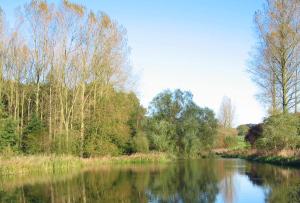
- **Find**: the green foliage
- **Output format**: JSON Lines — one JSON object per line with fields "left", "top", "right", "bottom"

{"left": 127, "top": 93, "right": 146, "bottom": 137}
{"left": 84, "top": 134, "right": 121, "bottom": 157}
{"left": 21, "top": 115, "right": 47, "bottom": 154}
{"left": 147, "top": 89, "right": 218, "bottom": 156}
{"left": 0, "top": 117, "right": 18, "bottom": 153}
{"left": 52, "top": 131, "right": 80, "bottom": 155}
{"left": 0, "top": 86, "right": 219, "bottom": 157}
{"left": 223, "top": 136, "right": 238, "bottom": 148}
{"left": 235, "top": 136, "right": 250, "bottom": 150}
{"left": 132, "top": 132, "right": 149, "bottom": 153}
{"left": 0, "top": 102, "right": 6, "bottom": 118}
{"left": 147, "top": 120, "right": 177, "bottom": 152}
{"left": 237, "top": 124, "right": 250, "bottom": 136}
{"left": 221, "top": 134, "right": 250, "bottom": 150}
{"left": 180, "top": 106, "right": 218, "bottom": 154}
{"left": 215, "top": 127, "right": 237, "bottom": 148}
{"left": 256, "top": 114, "right": 300, "bottom": 150}
{"left": 82, "top": 90, "right": 146, "bottom": 157}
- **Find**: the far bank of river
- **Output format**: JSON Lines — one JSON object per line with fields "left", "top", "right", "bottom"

{"left": 214, "top": 148, "right": 300, "bottom": 167}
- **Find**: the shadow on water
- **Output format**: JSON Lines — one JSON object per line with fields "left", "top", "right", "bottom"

{"left": 0, "top": 159, "right": 299, "bottom": 203}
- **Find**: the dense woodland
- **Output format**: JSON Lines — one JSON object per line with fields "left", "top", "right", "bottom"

{"left": 0, "top": 1, "right": 218, "bottom": 157}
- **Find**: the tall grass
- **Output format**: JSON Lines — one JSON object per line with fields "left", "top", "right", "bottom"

{"left": 0, "top": 153, "right": 173, "bottom": 177}
{"left": 0, "top": 155, "right": 83, "bottom": 176}
{"left": 84, "top": 152, "right": 174, "bottom": 165}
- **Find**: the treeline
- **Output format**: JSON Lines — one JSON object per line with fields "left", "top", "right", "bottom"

{"left": 0, "top": 0, "right": 143, "bottom": 157}
{"left": 247, "top": 0, "right": 300, "bottom": 152}
{"left": 0, "top": 1, "right": 218, "bottom": 157}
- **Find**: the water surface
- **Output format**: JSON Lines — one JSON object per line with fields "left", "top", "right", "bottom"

{"left": 0, "top": 158, "right": 300, "bottom": 203}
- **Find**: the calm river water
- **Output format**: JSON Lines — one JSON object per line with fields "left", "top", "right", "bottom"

{"left": 0, "top": 158, "right": 299, "bottom": 203}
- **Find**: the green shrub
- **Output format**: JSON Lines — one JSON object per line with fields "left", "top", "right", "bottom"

{"left": 224, "top": 136, "right": 239, "bottom": 148}
{"left": 215, "top": 127, "right": 238, "bottom": 148}
{"left": 84, "top": 134, "right": 120, "bottom": 157}
{"left": 237, "top": 125, "right": 250, "bottom": 136}
{"left": 256, "top": 113, "right": 300, "bottom": 150}
{"left": 132, "top": 132, "right": 149, "bottom": 153}
{"left": 21, "top": 115, "right": 47, "bottom": 154}
{"left": 52, "top": 131, "right": 80, "bottom": 155}
{"left": 148, "top": 120, "right": 176, "bottom": 152}
{"left": 0, "top": 117, "right": 19, "bottom": 153}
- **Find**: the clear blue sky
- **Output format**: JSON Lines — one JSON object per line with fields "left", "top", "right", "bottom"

{"left": 0, "top": 0, "right": 265, "bottom": 125}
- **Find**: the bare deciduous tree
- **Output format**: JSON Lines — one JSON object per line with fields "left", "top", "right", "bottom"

{"left": 218, "top": 96, "right": 235, "bottom": 128}
{"left": 249, "top": 0, "right": 300, "bottom": 114}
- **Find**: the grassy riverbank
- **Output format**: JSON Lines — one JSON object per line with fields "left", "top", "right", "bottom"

{"left": 0, "top": 153, "right": 174, "bottom": 176}
{"left": 215, "top": 149, "right": 300, "bottom": 167}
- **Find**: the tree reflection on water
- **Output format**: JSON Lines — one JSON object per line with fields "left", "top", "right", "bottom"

{"left": 0, "top": 159, "right": 299, "bottom": 203}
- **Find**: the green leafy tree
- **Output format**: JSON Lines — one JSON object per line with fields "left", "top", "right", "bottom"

{"left": 21, "top": 115, "right": 46, "bottom": 154}
{"left": 83, "top": 90, "right": 146, "bottom": 156}
{"left": 132, "top": 132, "right": 149, "bottom": 153}
{"left": 0, "top": 103, "right": 19, "bottom": 153}
{"left": 147, "top": 89, "right": 218, "bottom": 156}
{"left": 0, "top": 118, "right": 18, "bottom": 153}
{"left": 147, "top": 119, "right": 177, "bottom": 152}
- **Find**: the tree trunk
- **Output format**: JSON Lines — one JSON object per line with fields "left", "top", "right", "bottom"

{"left": 295, "top": 70, "right": 298, "bottom": 113}
{"left": 271, "top": 71, "right": 277, "bottom": 114}
{"left": 80, "top": 82, "right": 85, "bottom": 157}
{"left": 36, "top": 80, "right": 40, "bottom": 115}
{"left": 49, "top": 85, "right": 52, "bottom": 143}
